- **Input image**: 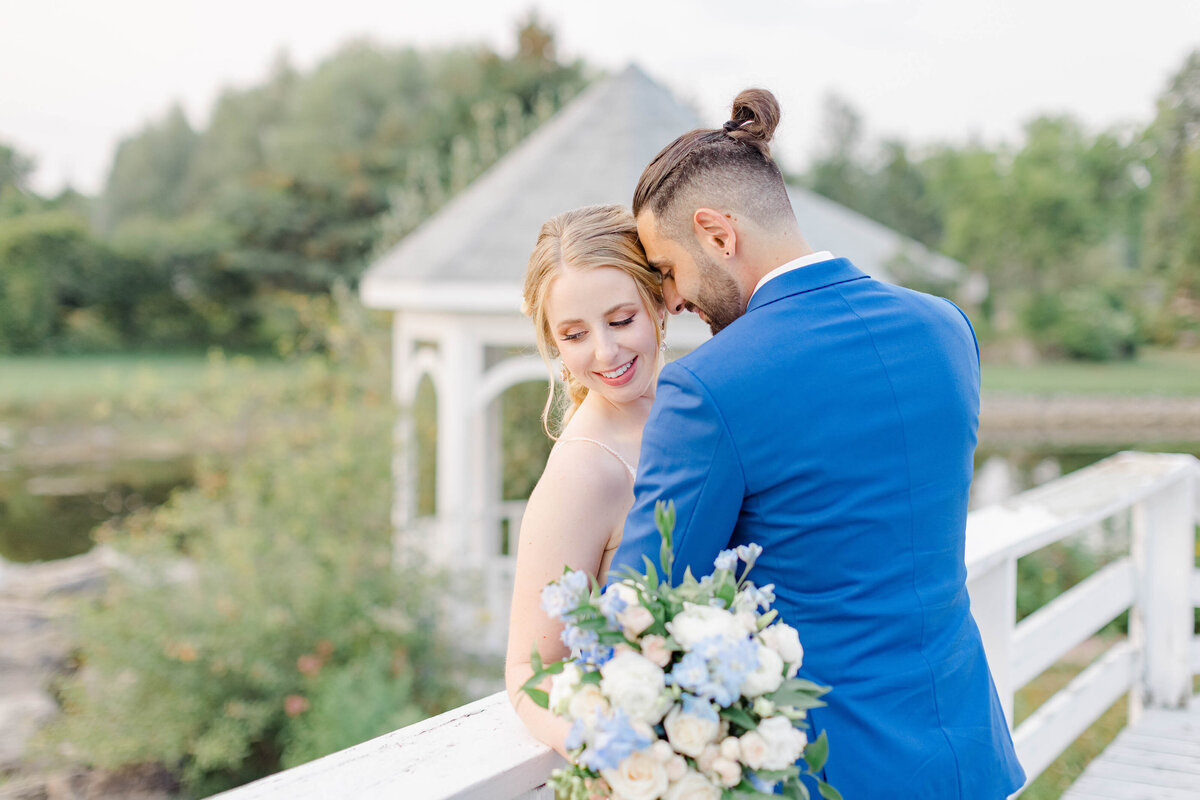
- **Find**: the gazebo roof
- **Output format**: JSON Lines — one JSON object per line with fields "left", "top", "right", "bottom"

{"left": 361, "top": 65, "right": 965, "bottom": 314}
{"left": 361, "top": 64, "right": 699, "bottom": 312}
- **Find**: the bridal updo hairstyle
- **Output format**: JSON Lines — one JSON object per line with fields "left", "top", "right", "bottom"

{"left": 632, "top": 88, "right": 794, "bottom": 245}
{"left": 522, "top": 204, "right": 664, "bottom": 438}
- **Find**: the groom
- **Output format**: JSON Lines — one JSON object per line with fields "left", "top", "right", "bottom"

{"left": 610, "top": 88, "right": 1026, "bottom": 798}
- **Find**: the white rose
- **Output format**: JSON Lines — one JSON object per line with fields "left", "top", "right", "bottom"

{"left": 663, "top": 705, "right": 720, "bottom": 758}
{"left": 548, "top": 662, "right": 583, "bottom": 714}
{"left": 759, "top": 623, "right": 804, "bottom": 677}
{"left": 735, "top": 610, "right": 758, "bottom": 634}
{"left": 666, "top": 755, "right": 688, "bottom": 782}
{"left": 757, "top": 715, "right": 808, "bottom": 770}
{"left": 718, "top": 736, "right": 740, "bottom": 761}
{"left": 567, "top": 683, "right": 609, "bottom": 726}
{"left": 695, "top": 743, "right": 720, "bottom": 775}
{"left": 666, "top": 604, "right": 745, "bottom": 651}
{"left": 601, "top": 651, "right": 670, "bottom": 725}
{"left": 651, "top": 740, "right": 675, "bottom": 763}
{"left": 663, "top": 771, "right": 722, "bottom": 800}
{"left": 620, "top": 604, "right": 656, "bottom": 638}
{"left": 640, "top": 634, "right": 673, "bottom": 668}
{"left": 601, "top": 749, "right": 669, "bottom": 800}
{"left": 740, "top": 643, "right": 784, "bottom": 697}
{"left": 711, "top": 757, "right": 742, "bottom": 788}
{"left": 738, "top": 730, "right": 769, "bottom": 770}
{"left": 608, "top": 582, "right": 657, "bottom": 639}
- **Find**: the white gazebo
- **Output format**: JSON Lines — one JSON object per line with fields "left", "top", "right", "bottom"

{"left": 359, "top": 64, "right": 968, "bottom": 657}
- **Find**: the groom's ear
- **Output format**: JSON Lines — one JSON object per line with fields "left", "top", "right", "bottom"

{"left": 693, "top": 208, "right": 736, "bottom": 257}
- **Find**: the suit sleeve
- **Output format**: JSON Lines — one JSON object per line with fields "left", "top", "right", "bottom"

{"left": 609, "top": 361, "right": 745, "bottom": 585}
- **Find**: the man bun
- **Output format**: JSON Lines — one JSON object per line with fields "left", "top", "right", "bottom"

{"left": 724, "top": 88, "right": 780, "bottom": 156}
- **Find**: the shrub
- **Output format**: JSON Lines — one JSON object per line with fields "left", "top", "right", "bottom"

{"left": 1024, "top": 286, "right": 1139, "bottom": 361}
{"left": 35, "top": 299, "right": 465, "bottom": 795}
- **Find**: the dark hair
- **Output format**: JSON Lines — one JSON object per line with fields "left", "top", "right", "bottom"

{"left": 632, "top": 88, "right": 791, "bottom": 235}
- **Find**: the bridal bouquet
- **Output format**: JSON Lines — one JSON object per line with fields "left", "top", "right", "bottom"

{"left": 522, "top": 502, "right": 841, "bottom": 800}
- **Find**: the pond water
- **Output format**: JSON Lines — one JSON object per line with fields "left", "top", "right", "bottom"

{"left": 0, "top": 456, "right": 194, "bottom": 563}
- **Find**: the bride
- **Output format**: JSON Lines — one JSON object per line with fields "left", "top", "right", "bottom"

{"left": 504, "top": 204, "right": 665, "bottom": 755}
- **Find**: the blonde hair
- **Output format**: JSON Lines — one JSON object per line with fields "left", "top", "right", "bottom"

{"left": 522, "top": 204, "right": 664, "bottom": 438}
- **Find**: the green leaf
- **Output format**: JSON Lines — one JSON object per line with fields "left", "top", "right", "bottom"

{"left": 782, "top": 777, "right": 809, "bottom": 800}
{"left": 770, "top": 691, "right": 826, "bottom": 711}
{"left": 816, "top": 780, "right": 842, "bottom": 800}
{"left": 641, "top": 555, "right": 660, "bottom": 588}
{"left": 655, "top": 499, "right": 676, "bottom": 578}
{"left": 719, "top": 705, "right": 758, "bottom": 731}
{"left": 579, "top": 670, "right": 601, "bottom": 685}
{"left": 782, "top": 678, "right": 829, "bottom": 694}
{"left": 525, "top": 687, "right": 549, "bottom": 708}
{"left": 529, "top": 645, "right": 543, "bottom": 673}
{"left": 803, "top": 730, "right": 829, "bottom": 772}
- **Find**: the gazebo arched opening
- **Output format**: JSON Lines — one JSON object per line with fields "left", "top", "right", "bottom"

{"left": 498, "top": 378, "right": 555, "bottom": 556}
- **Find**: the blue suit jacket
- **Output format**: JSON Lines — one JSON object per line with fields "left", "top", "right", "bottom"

{"left": 611, "top": 259, "right": 1024, "bottom": 798}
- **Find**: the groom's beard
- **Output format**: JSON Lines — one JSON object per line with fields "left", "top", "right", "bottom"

{"left": 693, "top": 251, "right": 746, "bottom": 335}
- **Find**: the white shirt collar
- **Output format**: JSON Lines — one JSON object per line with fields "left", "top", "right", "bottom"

{"left": 750, "top": 251, "right": 835, "bottom": 299}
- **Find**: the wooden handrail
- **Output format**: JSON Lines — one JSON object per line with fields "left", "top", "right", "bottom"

{"left": 214, "top": 451, "right": 1200, "bottom": 799}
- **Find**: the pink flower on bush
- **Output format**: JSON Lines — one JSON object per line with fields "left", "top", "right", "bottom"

{"left": 284, "top": 694, "right": 310, "bottom": 717}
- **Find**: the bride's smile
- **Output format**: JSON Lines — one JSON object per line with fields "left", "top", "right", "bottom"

{"left": 547, "top": 265, "right": 661, "bottom": 405}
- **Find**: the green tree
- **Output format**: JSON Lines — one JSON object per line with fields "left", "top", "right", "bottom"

{"left": 805, "top": 93, "right": 869, "bottom": 212}
{"left": 100, "top": 105, "right": 199, "bottom": 230}
{"left": 1142, "top": 49, "right": 1200, "bottom": 339}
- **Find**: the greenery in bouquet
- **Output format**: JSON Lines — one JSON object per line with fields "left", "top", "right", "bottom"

{"left": 523, "top": 502, "right": 841, "bottom": 800}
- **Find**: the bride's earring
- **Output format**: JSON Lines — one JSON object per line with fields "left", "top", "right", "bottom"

{"left": 560, "top": 361, "right": 569, "bottom": 382}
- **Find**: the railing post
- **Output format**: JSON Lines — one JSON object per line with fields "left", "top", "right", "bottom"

{"left": 1129, "top": 472, "right": 1195, "bottom": 723}
{"left": 968, "top": 556, "right": 1017, "bottom": 729}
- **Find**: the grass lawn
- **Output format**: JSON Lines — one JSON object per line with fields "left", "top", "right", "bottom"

{"left": 0, "top": 351, "right": 298, "bottom": 404}
{"left": 982, "top": 347, "right": 1200, "bottom": 396}
{"left": 0, "top": 351, "right": 311, "bottom": 425}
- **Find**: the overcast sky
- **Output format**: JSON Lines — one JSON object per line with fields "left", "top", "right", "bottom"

{"left": 2, "top": 0, "right": 1197, "bottom": 196}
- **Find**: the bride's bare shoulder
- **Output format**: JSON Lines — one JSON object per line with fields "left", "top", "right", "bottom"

{"left": 532, "top": 436, "right": 631, "bottom": 506}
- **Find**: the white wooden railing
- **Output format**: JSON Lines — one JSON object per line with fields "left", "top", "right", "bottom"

{"left": 214, "top": 451, "right": 1200, "bottom": 800}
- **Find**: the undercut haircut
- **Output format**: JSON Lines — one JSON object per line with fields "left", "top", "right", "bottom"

{"left": 632, "top": 88, "right": 794, "bottom": 242}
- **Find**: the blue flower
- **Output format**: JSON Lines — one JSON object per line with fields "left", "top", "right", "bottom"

{"left": 540, "top": 570, "right": 591, "bottom": 621}
{"left": 596, "top": 587, "right": 628, "bottom": 626}
{"left": 561, "top": 624, "right": 599, "bottom": 652}
{"left": 670, "top": 635, "right": 759, "bottom": 707}
{"left": 564, "top": 718, "right": 586, "bottom": 751}
{"left": 748, "top": 772, "right": 779, "bottom": 794}
{"left": 578, "top": 708, "right": 652, "bottom": 772}
{"left": 714, "top": 549, "right": 737, "bottom": 571}
{"left": 578, "top": 642, "right": 614, "bottom": 666}
{"left": 680, "top": 693, "right": 719, "bottom": 723}
{"left": 748, "top": 583, "right": 776, "bottom": 610}
{"left": 670, "top": 650, "right": 710, "bottom": 691}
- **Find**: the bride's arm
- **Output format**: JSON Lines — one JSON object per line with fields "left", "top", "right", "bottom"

{"left": 504, "top": 445, "right": 630, "bottom": 756}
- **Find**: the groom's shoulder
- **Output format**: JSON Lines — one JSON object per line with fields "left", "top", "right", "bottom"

{"left": 668, "top": 320, "right": 764, "bottom": 389}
